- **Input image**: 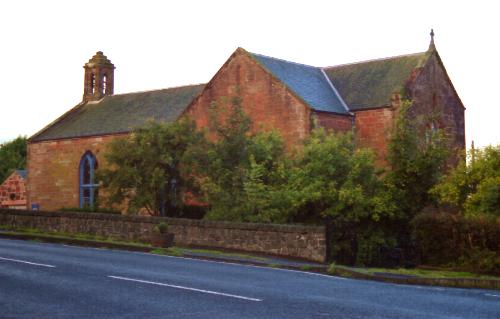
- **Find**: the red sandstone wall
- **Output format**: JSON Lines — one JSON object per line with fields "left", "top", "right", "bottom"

{"left": 354, "top": 107, "right": 395, "bottom": 165}
{"left": 408, "top": 52, "right": 466, "bottom": 163}
{"left": 185, "top": 48, "right": 312, "bottom": 149}
{"left": 314, "top": 111, "right": 353, "bottom": 133}
{"left": 0, "top": 172, "right": 27, "bottom": 209}
{"left": 27, "top": 134, "right": 126, "bottom": 211}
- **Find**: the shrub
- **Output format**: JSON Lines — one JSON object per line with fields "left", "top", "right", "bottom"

{"left": 457, "top": 249, "right": 500, "bottom": 276}
{"left": 432, "top": 145, "right": 500, "bottom": 217}
{"left": 411, "top": 210, "right": 500, "bottom": 274}
{"left": 155, "top": 222, "right": 168, "bottom": 234}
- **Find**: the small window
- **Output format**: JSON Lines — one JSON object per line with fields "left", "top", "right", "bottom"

{"left": 102, "top": 74, "right": 107, "bottom": 94}
{"left": 90, "top": 74, "right": 96, "bottom": 94}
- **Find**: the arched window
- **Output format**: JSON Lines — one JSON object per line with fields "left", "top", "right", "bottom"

{"left": 90, "top": 73, "right": 96, "bottom": 94}
{"left": 79, "top": 151, "right": 98, "bottom": 208}
{"left": 102, "top": 74, "right": 107, "bottom": 94}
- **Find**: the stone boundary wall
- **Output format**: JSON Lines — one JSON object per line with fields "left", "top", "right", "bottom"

{"left": 0, "top": 209, "right": 326, "bottom": 262}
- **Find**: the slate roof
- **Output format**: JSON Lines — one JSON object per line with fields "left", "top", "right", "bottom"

{"left": 31, "top": 48, "right": 431, "bottom": 142}
{"left": 31, "top": 84, "right": 205, "bottom": 142}
{"left": 250, "top": 53, "right": 349, "bottom": 114}
{"left": 323, "top": 52, "right": 428, "bottom": 110}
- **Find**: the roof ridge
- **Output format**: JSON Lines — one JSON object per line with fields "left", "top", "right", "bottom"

{"left": 109, "top": 83, "right": 206, "bottom": 98}
{"left": 320, "top": 69, "right": 350, "bottom": 113}
{"left": 249, "top": 51, "right": 349, "bottom": 114}
{"left": 323, "top": 51, "right": 426, "bottom": 70}
{"left": 249, "top": 52, "right": 319, "bottom": 69}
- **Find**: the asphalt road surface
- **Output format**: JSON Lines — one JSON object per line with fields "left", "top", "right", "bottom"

{"left": 0, "top": 239, "right": 499, "bottom": 319}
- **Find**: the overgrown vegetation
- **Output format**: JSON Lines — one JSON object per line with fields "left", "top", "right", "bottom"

{"left": 96, "top": 94, "right": 499, "bottom": 274}
{"left": 0, "top": 136, "right": 27, "bottom": 183}
{"left": 411, "top": 207, "right": 499, "bottom": 275}
{"left": 381, "top": 102, "right": 450, "bottom": 263}
{"left": 97, "top": 119, "right": 205, "bottom": 216}
{"left": 432, "top": 145, "right": 500, "bottom": 217}
{"left": 190, "top": 94, "right": 290, "bottom": 222}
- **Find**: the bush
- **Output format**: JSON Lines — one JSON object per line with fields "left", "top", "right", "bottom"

{"left": 457, "top": 249, "right": 500, "bottom": 276}
{"left": 155, "top": 222, "right": 168, "bottom": 234}
{"left": 355, "top": 229, "right": 398, "bottom": 267}
{"left": 432, "top": 145, "right": 500, "bottom": 217}
{"left": 411, "top": 209, "right": 500, "bottom": 274}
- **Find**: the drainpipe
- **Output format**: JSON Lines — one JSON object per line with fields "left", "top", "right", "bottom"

{"left": 350, "top": 112, "right": 356, "bottom": 146}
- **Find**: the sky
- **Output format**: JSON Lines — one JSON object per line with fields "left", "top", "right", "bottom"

{"left": 0, "top": 0, "right": 498, "bottom": 148}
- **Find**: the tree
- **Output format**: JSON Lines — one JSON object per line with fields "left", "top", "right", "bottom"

{"left": 194, "top": 94, "right": 289, "bottom": 222}
{"left": 0, "top": 136, "right": 27, "bottom": 182}
{"left": 284, "top": 128, "right": 389, "bottom": 264}
{"left": 97, "top": 119, "right": 205, "bottom": 216}
{"left": 383, "top": 101, "right": 450, "bottom": 257}
{"left": 286, "top": 128, "right": 384, "bottom": 223}
{"left": 240, "top": 131, "right": 291, "bottom": 223}
{"left": 432, "top": 145, "right": 500, "bottom": 217}
{"left": 385, "top": 102, "right": 449, "bottom": 220}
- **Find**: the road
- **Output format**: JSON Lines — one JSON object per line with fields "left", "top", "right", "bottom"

{"left": 0, "top": 239, "right": 499, "bottom": 319}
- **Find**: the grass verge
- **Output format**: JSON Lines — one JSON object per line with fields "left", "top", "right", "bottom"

{"left": 0, "top": 225, "right": 151, "bottom": 249}
{"left": 328, "top": 264, "right": 499, "bottom": 280}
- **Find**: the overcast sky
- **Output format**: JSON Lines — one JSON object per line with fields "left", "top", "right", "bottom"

{"left": 0, "top": 0, "right": 498, "bottom": 148}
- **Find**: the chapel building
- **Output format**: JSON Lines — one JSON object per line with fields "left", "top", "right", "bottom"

{"left": 27, "top": 32, "right": 465, "bottom": 211}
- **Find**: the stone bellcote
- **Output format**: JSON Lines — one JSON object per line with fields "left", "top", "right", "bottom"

{"left": 83, "top": 51, "right": 115, "bottom": 101}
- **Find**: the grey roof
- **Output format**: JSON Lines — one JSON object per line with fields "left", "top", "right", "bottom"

{"left": 31, "top": 84, "right": 205, "bottom": 142}
{"left": 250, "top": 53, "right": 349, "bottom": 114}
{"left": 323, "top": 52, "right": 428, "bottom": 110}
{"left": 15, "top": 170, "right": 27, "bottom": 180}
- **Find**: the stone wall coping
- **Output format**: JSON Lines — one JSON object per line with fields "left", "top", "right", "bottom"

{"left": 0, "top": 209, "right": 324, "bottom": 233}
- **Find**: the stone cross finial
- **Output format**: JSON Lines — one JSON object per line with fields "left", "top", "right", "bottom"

{"left": 429, "top": 29, "right": 436, "bottom": 51}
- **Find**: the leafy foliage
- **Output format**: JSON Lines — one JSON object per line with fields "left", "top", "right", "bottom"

{"left": 432, "top": 145, "right": 500, "bottom": 217}
{"left": 195, "top": 95, "right": 289, "bottom": 222}
{"left": 385, "top": 102, "right": 449, "bottom": 220}
{"left": 284, "top": 128, "right": 395, "bottom": 265}
{"left": 191, "top": 95, "right": 400, "bottom": 265}
{"left": 0, "top": 136, "right": 27, "bottom": 183}
{"left": 94, "top": 94, "right": 494, "bottom": 269}
{"left": 286, "top": 128, "right": 384, "bottom": 223}
{"left": 411, "top": 209, "right": 499, "bottom": 275}
{"left": 97, "top": 120, "right": 204, "bottom": 216}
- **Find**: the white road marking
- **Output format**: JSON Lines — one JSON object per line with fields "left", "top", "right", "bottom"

{"left": 136, "top": 251, "right": 345, "bottom": 280}
{"left": 0, "top": 256, "right": 56, "bottom": 268}
{"left": 11, "top": 239, "right": 339, "bottom": 281}
{"left": 108, "top": 275, "right": 262, "bottom": 302}
{"left": 484, "top": 294, "right": 500, "bottom": 298}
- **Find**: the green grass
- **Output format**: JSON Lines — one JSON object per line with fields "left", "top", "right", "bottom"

{"left": 150, "top": 248, "right": 167, "bottom": 255}
{"left": 364, "top": 267, "right": 498, "bottom": 280}
{"left": 299, "top": 265, "right": 314, "bottom": 271}
{"left": 329, "top": 264, "right": 499, "bottom": 280}
{"left": 183, "top": 248, "right": 267, "bottom": 261}
{"left": 0, "top": 225, "right": 151, "bottom": 248}
{"left": 150, "top": 247, "right": 184, "bottom": 257}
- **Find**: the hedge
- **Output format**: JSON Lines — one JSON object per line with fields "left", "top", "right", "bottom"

{"left": 411, "top": 211, "right": 500, "bottom": 275}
